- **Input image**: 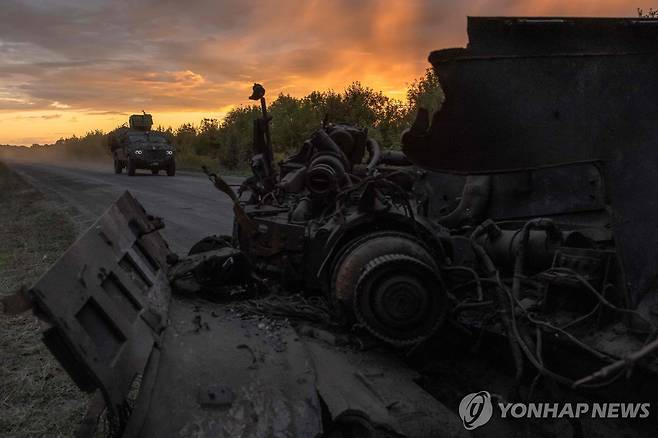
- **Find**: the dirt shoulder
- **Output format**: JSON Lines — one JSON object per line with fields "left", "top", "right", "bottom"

{"left": 0, "top": 147, "right": 251, "bottom": 177}
{"left": 0, "top": 161, "right": 88, "bottom": 437}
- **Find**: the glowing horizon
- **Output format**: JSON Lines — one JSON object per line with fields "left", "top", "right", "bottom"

{"left": 0, "top": 0, "right": 648, "bottom": 145}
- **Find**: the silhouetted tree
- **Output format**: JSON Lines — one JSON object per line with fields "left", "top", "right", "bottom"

{"left": 17, "top": 69, "right": 445, "bottom": 170}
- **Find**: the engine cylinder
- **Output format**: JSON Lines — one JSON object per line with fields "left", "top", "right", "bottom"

{"left": 306, "top": 153, "right": 346, "bottom": 196}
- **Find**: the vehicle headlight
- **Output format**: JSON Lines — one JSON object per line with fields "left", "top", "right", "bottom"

{"left": 166, "top": 150, "right": 173, "bottom": 155}
{"left": 134, "top": 150, "right": 143, "bottom": 155}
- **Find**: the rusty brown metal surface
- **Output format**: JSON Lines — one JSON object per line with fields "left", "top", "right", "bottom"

{"left": 0, "top": 287, "right": 33, "bottom": 315}
{"left": 203, "top": 166, "right": 258, "bottom": 236}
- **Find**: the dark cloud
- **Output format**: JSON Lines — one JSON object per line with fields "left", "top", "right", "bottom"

{"left": 0, "top": 0, "right": 642, "bottom": 113}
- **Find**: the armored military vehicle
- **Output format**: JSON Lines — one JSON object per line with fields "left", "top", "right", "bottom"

{"left": 3, "top": 17, "right": 658, "bottom": 438}
{"left": 108, "top": 113, "right": 176, "bottom": 176}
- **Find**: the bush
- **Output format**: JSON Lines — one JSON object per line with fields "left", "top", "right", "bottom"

{"left": 13, "top": 69, "right": 443, "bottom": 172}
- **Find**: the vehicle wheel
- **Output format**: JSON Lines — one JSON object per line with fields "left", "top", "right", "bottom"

{"left": 127, "top": 159, "right": 136, "bottom": 176}
{"left": 151, "top": 169, "right": 159, "bottom": 175}
{"left": 114, "top": 159, "right": 122, "bottom": 174}
{"left": 331, "top": 231, "right": 447, "bottom": 345}
{"left": 188, "top": 235, "right": 233, "bottom": 255}
{"left": 167, "top": 159, "right": 176, "bottom": 176}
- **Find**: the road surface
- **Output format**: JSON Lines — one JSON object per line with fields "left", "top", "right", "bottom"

{"left": 7, "top": 160, "right": 241, "bottom": 254}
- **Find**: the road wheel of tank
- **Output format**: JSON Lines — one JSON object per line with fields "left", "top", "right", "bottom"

{"left": 151, "top": 169, "right": 159, "bottom": 175}
{"left": 331, "top": 231, "right": 447, "bottom": 345}
{"left": 114, "top": 159, "right": 122, "bottom": 174}
{"left": 188, "top": 235, "right": 233, "bottom": 255}
{"left": 167, "top": 159, "right": 176, "bottom": 176}
{"left": 127, "top": 159, "right": 136, "bottom": 176}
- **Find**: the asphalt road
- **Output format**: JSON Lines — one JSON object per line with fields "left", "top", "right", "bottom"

{"left": 7, "top": 160, "right": 241, "bottom": 254}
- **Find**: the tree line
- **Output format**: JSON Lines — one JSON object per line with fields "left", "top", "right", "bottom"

{"left": 16, "top": 69, "right": 442, "bottom": 171}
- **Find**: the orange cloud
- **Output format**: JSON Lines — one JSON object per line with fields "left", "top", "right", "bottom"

{"left": 0, "top": 0, "right": 651, "bottom": 144}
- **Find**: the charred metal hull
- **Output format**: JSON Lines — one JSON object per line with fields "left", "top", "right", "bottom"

{"left": 123, "top": 302, "right": 465, "bottom": 438}
{"left": 402, "top": 17, "right": 658, "bottom": 305}
{"left": 13, "top": 192, "right": 464, "bottom": 437}
{"left": 7, "top": 18, "right": 658, "bottom": 438}
{"left": 26, "top": 192, "right": 173, "bottom": 426}
{"left": 404, "top": 17, "right": 658, "bottom": 171}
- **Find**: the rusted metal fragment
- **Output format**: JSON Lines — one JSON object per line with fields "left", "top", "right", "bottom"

{"left": 203, "top": 166, "right": 258, "bottom": 236}
{"left": 246, "top": 216, "right": 306, "bottom": 257}
{"left": 168, "top": 247, "right": 255, "bottom": 294}
{"left": 0, "top": 287, "right": 33, "bottom": 315}
{"left": 306, "top": 340, "right": 468, "bottom": 438}
{"left": 28, "top": 191, "right": 172, "bottom": 426}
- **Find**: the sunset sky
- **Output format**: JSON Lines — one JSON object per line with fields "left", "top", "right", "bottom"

{"left": 0, "top": 0, "right": 648, "bottom": 145}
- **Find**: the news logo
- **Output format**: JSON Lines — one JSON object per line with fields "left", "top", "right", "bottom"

{"left": 459, "top": 391, "right": 493, "bottom": 430}
{"left": 458, "top": 390, "right": 650, "bottom": 430}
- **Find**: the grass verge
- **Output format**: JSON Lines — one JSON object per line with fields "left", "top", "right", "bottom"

{"left": 176, "top": 151, "right": 252, "bottom": 176}
{"left": 0, "top": 161, "right": 88, "bottom": 437}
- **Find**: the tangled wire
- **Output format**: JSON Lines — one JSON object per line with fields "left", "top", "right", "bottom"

{"left": 449, "top": 218, "right": 658, "bottom": 395}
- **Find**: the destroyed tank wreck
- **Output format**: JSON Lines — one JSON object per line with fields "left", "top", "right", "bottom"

{"left": 2, "top": 16, "right": 658, "bottom": 438}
